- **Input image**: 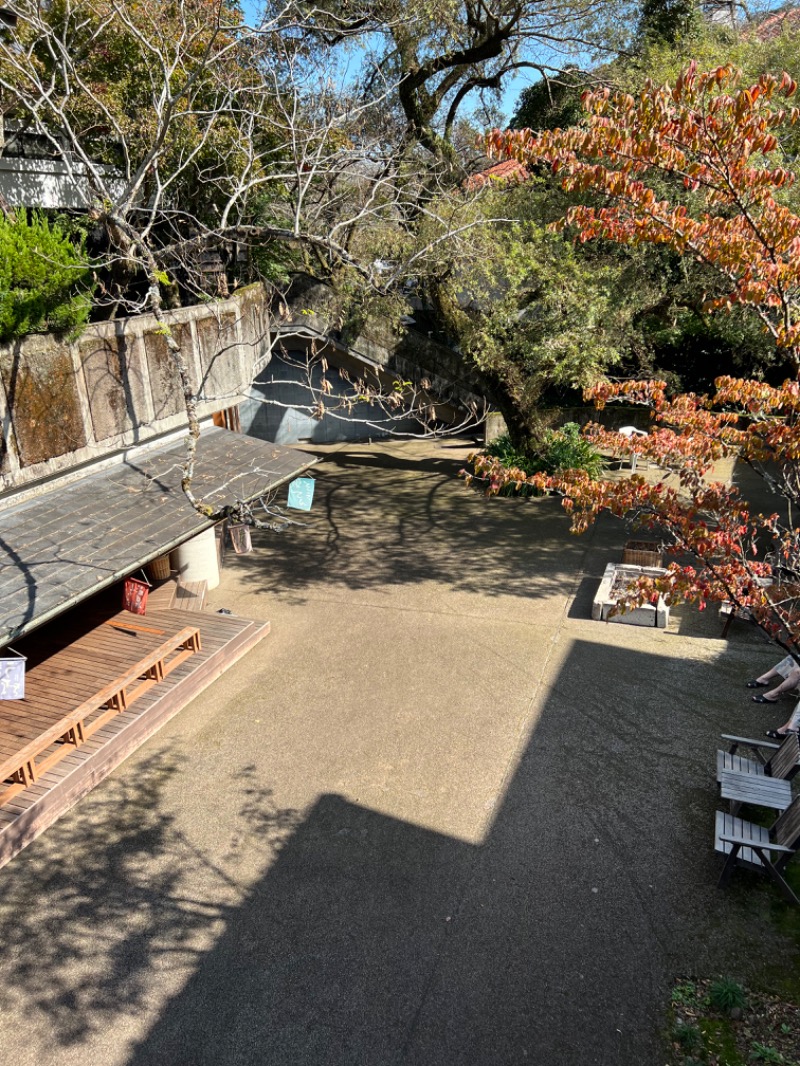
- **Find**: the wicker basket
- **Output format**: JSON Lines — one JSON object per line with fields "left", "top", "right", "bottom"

{"left": 146, "top": 554, "right": 172, "bottom": 581}
{"left": 622, "top": 540, "right": 663, "bottom": 567}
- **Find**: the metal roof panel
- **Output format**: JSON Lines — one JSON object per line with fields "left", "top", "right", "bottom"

{"left": 0, "top": 428, "right": 315, "bottom": 644}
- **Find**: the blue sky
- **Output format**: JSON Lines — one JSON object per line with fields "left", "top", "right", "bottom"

{"left": 239, "top": 0, "right": 797, "bottom": 124}
{"left": 238, "top": 0, "right": 539, "bottom": 122}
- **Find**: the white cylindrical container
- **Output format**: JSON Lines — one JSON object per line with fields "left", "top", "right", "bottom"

{"left": 171, "top": 527, "right": 220, "bottom": 590}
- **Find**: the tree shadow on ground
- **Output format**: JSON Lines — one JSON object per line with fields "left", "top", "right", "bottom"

{"left": 233, "top": 447, "right": 602, "bottom": 607}
{"left": 0, "top": 753, "right": 300, "bottom": 1049}
{"left": 121, "top": 641, "right": 800, "bottom": 1066}
{"left": 1, "top": 643, "right": 795, "bottom": 1065}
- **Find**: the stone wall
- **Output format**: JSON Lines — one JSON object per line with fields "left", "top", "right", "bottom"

{"left": 0, "top": 284, "right": 272, "bottom": 494}
{"left": 240, "top": 349, "right": 421, "bottom": 444}
{"left": 281, "top": 278, "right": 484, "bottom": 409}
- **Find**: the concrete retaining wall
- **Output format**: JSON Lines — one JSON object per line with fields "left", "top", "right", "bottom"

{"left": 281, "top": 278, "right": 484, "bottom": 411}
{"left": 0, "top": 284, "right": 272, "bottom": 494}
{"left": 240, "top": 350, "right": 419, "bottom": 444}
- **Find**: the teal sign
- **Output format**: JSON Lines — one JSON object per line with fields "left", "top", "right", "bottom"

{"left": 287, "top": 477, "right": 315, "bottom": 511}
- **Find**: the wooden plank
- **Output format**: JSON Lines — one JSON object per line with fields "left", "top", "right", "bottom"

{"left": 0, "top": 622, "right": 200, "bottom": 790}
{"left": 174, "top": 580, "right": 208, "bottom": 612}
{"left": 719, "top": 771, "right": 792, "bottom": 815}
{"left": 0, "top": 612, "right": 269, "bottom": 868}
{"left": 717, "top": 750, "right": 765, "bottom": 777}
{"left": 147, "top": 580, "right": 179, "bottom": 611}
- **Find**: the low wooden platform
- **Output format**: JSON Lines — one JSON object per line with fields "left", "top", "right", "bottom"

{"left": 0, "top": 613, "right": 201, "bottom": 807}
{"left": 148, "top": 577, "right": 208, "bottom": 612}
{"left": 0, "top": 606, "right": 270, "bottom": 869}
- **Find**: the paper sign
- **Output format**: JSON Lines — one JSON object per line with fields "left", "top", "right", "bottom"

{"left": 287, "top": 477, "right": 315, "bottom": 511}
{"left": 0, "top": 649, "right": 26, "bottom": 700}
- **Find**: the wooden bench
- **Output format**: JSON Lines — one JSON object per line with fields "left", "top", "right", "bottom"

{"left": 717, "top": 732, "right": 800, "bottom": 779}
{"left": 0, "top": 618, "right": 200, "bottom": 807}
{"left": 718, "top": 770, "right": 793, "bottom": 816}
{"left": 716, "top": 731, "right": 800, "bottom": 816}
{"left": 716, "top": 795, "right": 800, "bottom": 905}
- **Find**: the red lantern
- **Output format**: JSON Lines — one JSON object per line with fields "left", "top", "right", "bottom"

{"left": 122, "top": 577, "right": 150, "bottom": 615}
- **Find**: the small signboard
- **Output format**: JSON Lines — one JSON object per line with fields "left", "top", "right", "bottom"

{"left": 0, "top": 647, "right": 26, "bottom": 700}
{"left": 287, "top": 477, "right": 315, "bottom": 511}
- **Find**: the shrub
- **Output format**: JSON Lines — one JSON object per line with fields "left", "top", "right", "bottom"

{"left": 478, "top": 424, "right": 605, "bottom": 495}
{"left": 709, "top": 978, "right": 747, "bottom": 1014}
{"left": 671, "top": 1022, "right": 703, "bottom": 1053}
{"left": 487, "top": 425, "right": 605, "bottom": 478}
{"left": 749, "top": 1043, "right": 785, "bottom": 1063}
{"left": 541, "top": 422, "right": 605, "bottom": 478}
{"left": 0, "top": 211, "right": 94, "bottom": 343}
{"left": 485, "top": 433, "right": 539, "bottom": 476}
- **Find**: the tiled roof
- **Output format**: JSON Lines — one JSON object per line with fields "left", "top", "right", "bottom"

{"left": 465, "top": 159, "right": 529, "bottom": 190}
{"left": 0, "top": 429, "right": 315, "bottom": 644}
{"left": 748, "top": 7, "right": 800, "bottom": 39}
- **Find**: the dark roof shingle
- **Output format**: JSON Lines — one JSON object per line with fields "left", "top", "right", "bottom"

{"left": 0, "top": 428, "right": 315, "bottom": 644}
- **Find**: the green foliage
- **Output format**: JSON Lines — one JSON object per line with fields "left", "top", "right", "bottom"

{"left": 0, "top": 211, "right": 94, "bottom": 342}
{"left": 665, "top": 977, "right": 799, "bottom": 1066}
{"left": 498, "top": 26, "right": 800, "bottom": 406}
{"left": 542, "top": 422, "right": 605, "bottom": 478}
{"left": 485, "top": 433, "right": 536, "bottom": 473}
{"left": 637, "top": 0, "right": 702, "bottom": 46}
{"left": 672, "top": 981, "right": 700, "bottom": 1008}
{"left": 709, "top": 979, "right": 747, "bottom": 1015}
{"left": 699, "top": 1017, "right": 744, "bottom": 1065}
{"left": 510, "top": 69, "right": 587, "bottom": 131}
{"left": 749, "top": 1043, "right": 786, "bottom": 1064}
{"left": 433, "top": 180, "right": 635, "bottom": 444}
{"left": 672, "top": 1022, "right": 703, "bottom": 1053}
{"left": 247, "top": 191, "right": 302, "bottom": 288}
{"left": 479, "top": 423, "right": 605, "bottom": 494}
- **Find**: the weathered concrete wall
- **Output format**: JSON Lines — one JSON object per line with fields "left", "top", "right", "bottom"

{"left": 0, "top": 275, "right": 491, "bottom": 492}
{"left": 0, "top": 284, "right": 272, "bottom": 493}
{"left": 240, "top": 350, "right": 420, "bottom": 445}
{"left": 281, "top": 279, "right": 485, "bottom": 411}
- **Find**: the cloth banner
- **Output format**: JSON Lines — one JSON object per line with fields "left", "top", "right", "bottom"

{"left": 122, "top": 577, "right": 150, "bottom": 615}
{"left": 0, "top": 648, "right": 26, "bottom": 700}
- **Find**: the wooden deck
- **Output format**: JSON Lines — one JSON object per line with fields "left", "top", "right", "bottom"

{"left": 0, "top": 606, "right": 270, "bottom": 869}
{"left": 0, "top": 613, "right": 202, "bottom": 807}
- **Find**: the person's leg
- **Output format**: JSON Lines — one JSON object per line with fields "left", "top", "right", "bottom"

{"left": 749, "top": 654, "right": 797, "bottom": 687}
{"left": 765, "top": 700, "right": 800, "bottom": 739}
{"left": 752, "top": 664, "right": 800, "bottom": 702}
{"left": 748, "top": 668, "right": 779, "bottom": 687}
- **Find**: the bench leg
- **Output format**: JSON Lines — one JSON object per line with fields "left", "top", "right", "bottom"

{"left": 10, "top": 759, "right": 36, "bottom": 788}
{"left": 754, "top": 848, "right": 800, "bottom": 906}
{"left": 107, "top": 689, "right": 128, "bottom": 712}
{"left": 718, "top": 845, "right": 742, "bottom": 889}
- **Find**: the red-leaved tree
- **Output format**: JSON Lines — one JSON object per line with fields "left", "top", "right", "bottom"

{"left": 489, "top": 62, "right": 800, "bottom": 368}
{"left": 471, "top": 65, "right": 800, "bottom": 652}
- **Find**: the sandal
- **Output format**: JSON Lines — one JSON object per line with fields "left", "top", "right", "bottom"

{"left": 765, "top": 729, "right": 788, "bottom": 740}
{"left": 746, "top": 679, "right": 769, "bottom": 688}
{"left": 752, "top": 694, "right": 780, "bottom": 704}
